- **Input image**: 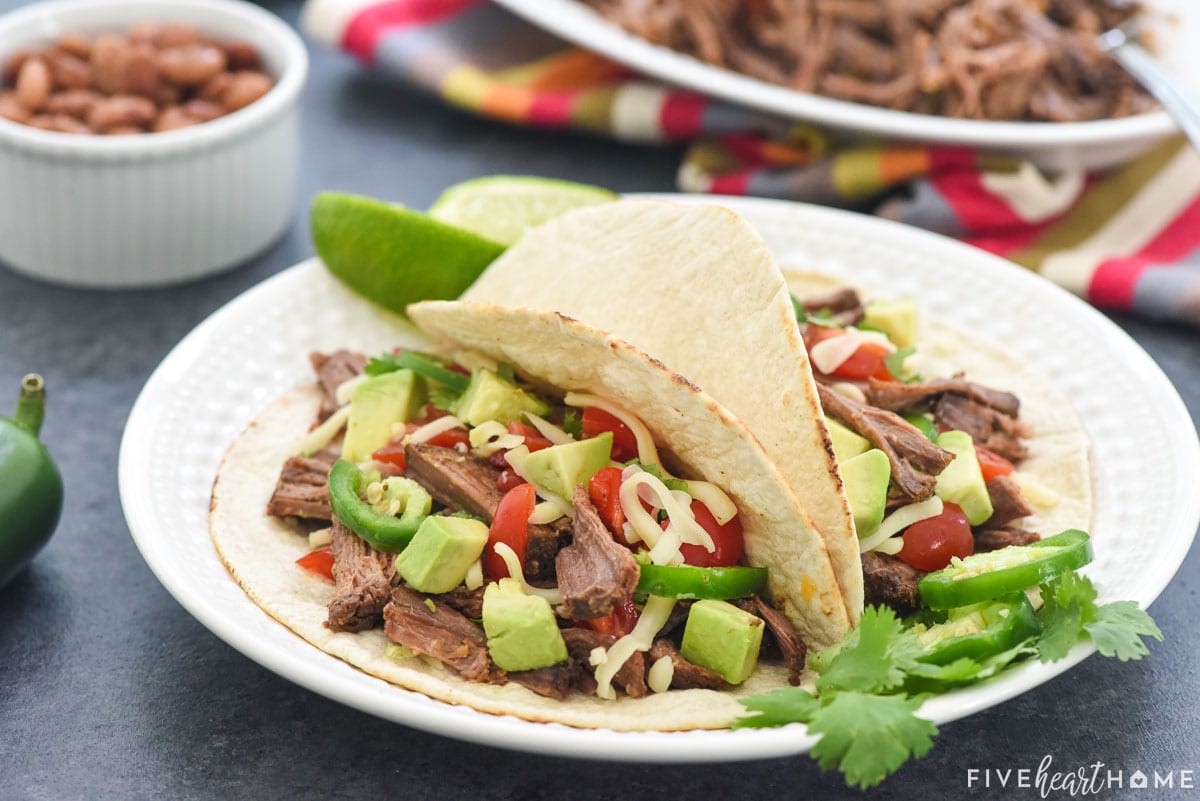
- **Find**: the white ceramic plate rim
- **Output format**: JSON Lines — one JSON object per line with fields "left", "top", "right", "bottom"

{"left": 491, "top": 0, "right": 1180, "bottom": 150}
{"left": 119, "top": 194, "right": 1200, "bottom": 763}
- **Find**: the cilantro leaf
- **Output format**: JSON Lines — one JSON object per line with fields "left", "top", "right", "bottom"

{"left": 628, "top": 461, "right": 688, "bottom": 492}
{"left": 427, "top": 383, "right": 461, "bottom": 412}
{"left": 884, "top": 346, "right": 920, "bottom": 383}
{"left": 561, "top": 409, "right": 583, "bottom": 439}
{"left": 807, "top": 692, "right": 938, "bottom": 790}
{"left": 496, "top": 362, "right": 516, "bottom": 382}
{"left": 733, "top": 687, "right": 820, "bottom": 729}
{"left": 790, "top": 293, "right": 807, "bottom": 324}
{"left": 1036, "top": 572, "right": 1098, "bottom": 662}
{"left": 816, "top": 606, "right": 913, "bottom": 694}
{"left": 1085, "top": 601, "right": 1162, "bottom": 661}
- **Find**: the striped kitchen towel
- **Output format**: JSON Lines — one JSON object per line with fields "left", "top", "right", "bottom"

{"left": 302, "top": 0, "right": 1200, "bottom": 328}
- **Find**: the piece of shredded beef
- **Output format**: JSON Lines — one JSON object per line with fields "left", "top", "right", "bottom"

{"left": 431, "top": 585, "right": 484, "bottom": 620}
{"left": 561, "top": 628, "right": 648, "bottom": 698}
{"left": 751, "top": 597, "right": 807, "bottom": 686}
{"left": 404, "top": 443, "right": 566, "bottom": 577}
{"left": 801, "top": 287, "right": 864, "bottom": 326}
{"left": 861, "top": 551, "right": 924, "bottom": 615}
{"left": 266, "top": 445, "right": 339, "bottom": 520}
{"left": 583, "top": 0, "right": 1149, "bottom": 121}
{"left": 986, "top": 475, "right": 1034, "bottom": 528}
{"left": 326, "top": 518, "right": 394, "bottom": 632}
{"left": 309, "top": 350, "right": 366, "bottom": 422}
{"left": 974, "top": 526, "right": 1041, "bottom": 552}
{"left": 509, "top": 663, "right": 577, "bottom": 700}
{"left": 865, "top": 376, "right": 1020, "bottom": 417}
{"left": 934, "top": 393, "right": 1030, "bottom": 461}
{"left": 647, "top": 639, "right": 726, "bottom": 691}
{"left": 818, "top": 383, "right": 954, "bottom": 501}
{"left": 383, "top": 586, "right": 500, "bottom": 683}
{"left": 555, "top": 486, "right": 640, "bottom": 621}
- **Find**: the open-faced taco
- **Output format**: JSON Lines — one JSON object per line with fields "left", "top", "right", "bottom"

{"left": 210, "top": 302, "right": 851, "bottom": 730}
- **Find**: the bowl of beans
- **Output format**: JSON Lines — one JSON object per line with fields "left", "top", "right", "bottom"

{"left": 0, "top": 0, "right": 307, "bottom": 287}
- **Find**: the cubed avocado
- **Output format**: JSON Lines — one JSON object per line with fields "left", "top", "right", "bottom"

{"left": 935, "top": 430, "right": 994, "bottom": 525}
{"left": 395, "top": 515, "right": 489, "bottom": 594}
{"left": 342, "top": 370, "right": 426, "bottom": 463}
{"left": 454, "top": 368, "right": 549, "bottom": 426}
{"left": 522, "top": 433, "right": 613, "bottom": 501}
{"left": 679, "top": 599, "right": 764, "bottom": 685}
{"left": 864, "top": 298, "right": 919, "bottom": 348}
{"left": 841, "top": 448, "right": 891, "bottom": 536}
{"left": 825, "top": 416, "right": 870, "bottom": 462}
{"left": 482, "top": 578, "right": 568, "bottom": 672}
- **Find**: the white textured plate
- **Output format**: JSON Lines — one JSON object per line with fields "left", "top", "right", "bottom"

{"left": 492, "top": 0, "right": 1198, "bottom": 170}
{"left": 119, "top": 196, "right": 1199, "bottom": 762}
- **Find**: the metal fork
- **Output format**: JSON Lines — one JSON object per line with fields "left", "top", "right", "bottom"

{"left": 1099, "top": 27, "right": 1200, "bottom": 151}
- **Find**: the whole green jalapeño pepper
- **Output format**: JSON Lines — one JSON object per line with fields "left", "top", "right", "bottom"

{"left": 1, "top": 375, "right": 64, "bottom": 590}
{"left": 918, "top": 529, "right": 1093, "bottom": 609}
{"left": 327, "top": 459, "right": 431, "bottom": 552}
{"left": 636, "top": 563, "right": 768, "bottom": 600}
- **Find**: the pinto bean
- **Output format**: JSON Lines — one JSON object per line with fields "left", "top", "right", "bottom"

{"left": 123, "top": 44, "right": 160, "bottom": 97}
{"left": 222, "top": 70, "right": 272, "bottom": 111}
{"left": 43, "top": 88, "right": 99, "bottom": 118}
{"left": 155, "top": 22, "right": 202, "bottom": 49}
{"left": 153, "top": 105, "right": 197, "bottom": 132}
{"left": 27, "top": 113, "right": 92, "bottom": 134}
{"left": 183, "top": 98, "right": 224, "bottom": 122}
{"left": 88, "top": 94, "right": 156, "bottom": 132}
{"left": 3, "top": 48, "right": 34, "bottom": 85}
{"left": 15, "top": 58, "right": 51, "bottom": 111}
{"left": 105, "top": 124, "right": 145, "bottom": 135}
{"left": 90, "top": 34, "right": 130, "bottom": 94}
{"left": 222, "top": 40, "right": 259, "bottom": 71}
{"left": 157, "top": 43, "right": 226, "bottom": 86}
{"left": 56, "top": 33, "right": 92, "bottom": 60}
{"left": 197, "top": 71, "right": 232, "bottom": 102}
{"left": 48, "top": 52, "right": 93, "bottom": 90}
{"left": 0, "top": 91, "right": 31, "bottom": 123}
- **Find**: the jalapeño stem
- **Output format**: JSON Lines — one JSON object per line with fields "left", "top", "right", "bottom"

{"left": 14, "top": 374, "right": 46, "bottom": 436}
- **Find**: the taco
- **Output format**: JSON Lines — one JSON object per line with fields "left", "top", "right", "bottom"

{"left": 210, "top": 302, "right": 850, "bottom": 731}
{"left": 458, "top": 200, "right": 1092, "bottom": 618}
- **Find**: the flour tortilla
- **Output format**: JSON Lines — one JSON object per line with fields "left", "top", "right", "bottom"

{"left": 462, "top": 200, "right": 864, "bottom": 624}
{"left": 211, "top": 304, "right": 844, "bottom": 731}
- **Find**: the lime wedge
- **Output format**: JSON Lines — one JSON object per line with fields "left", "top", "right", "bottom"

{"left": 428, "top": 175, "right": 617, "bottom": 246}
{"left": 311, "top": 192, "right": 506, "bottom": 316}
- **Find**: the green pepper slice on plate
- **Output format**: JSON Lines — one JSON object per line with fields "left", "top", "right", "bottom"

{"left": 918, "top": 529, "right": 1092, "bottom": 609}
{"left": 912, "top": 593, "right": 1040, "bottom": 665}
{"left": 328, "top": 459, "right": 431, "bottom": 552}
{"left": 636, "top": 563, "right": 767, "bottom": 600}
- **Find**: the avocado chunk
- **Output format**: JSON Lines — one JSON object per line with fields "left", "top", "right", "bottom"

{"left": 679, "top": 599, "right": 764, "bottom": 684}
{"left": 841, "top": 448, "right": 891, "bottom": 536}
{"left": 394, "top": 515, "right": 489, "bottom": 594}
{"left": 935, "top": 430, "right": 994, "bottom": 525}
{"left": 342, "top": 370, "right": 426, "bottom": 463}
{"left": 826, "top": 416, "right": 870, "bottom": 462}
{"left": 522, "top": 433, "right": 613, "bottom": 501}
{"left": 482, "top": 578, "right": 569, "bottom": 672}
{"left": 454, "top": 368, "right": 549, "bottom": 426}
{"left": 864, "top": 298, "right": 919, "bottom": 348}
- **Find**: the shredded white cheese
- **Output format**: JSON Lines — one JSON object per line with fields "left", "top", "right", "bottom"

{"left": 593, "top": 595, "right": 677, "bottom": 700}
{"left": 618, "top": 469, "right": 713, "bottom": 563}
{"left": 528, "top": 501, "right": 565, "bottom": 525}
{"left": 873, "top": 537, "right": 904, "bottom": 556}
{"left": 308, "top": 527, "right": 332, "bottom": 549}
{"left": 291, "top": 404, "right": 351, "bottom": 457}
{"left": 468, "top": 421, "right": 523, "bottom": 457}
{"left": 810, "top": 327, "right": 895, "bottom": 375}
{"left": 404, "top": 415, "right": 464, "bottom": 445}
{"left": 493, "top": 542, "right": 561, "bottom": 604}
{"left": 859, "top": 496, "right": 945, "bottom": 553}
{"left": 831, "top": 382, "right": 868, "bottom": 403}
{"left": 522, "top": 411, "right": 575, "bottom": 445}
{"left": 647, "top": 655, "right": 675, "bottom": 694}
{"left": 334, "top": 374, "right": 369, "bottom": 406}
{"left": 464, "top": 559, "right": 484, "bottom": 591}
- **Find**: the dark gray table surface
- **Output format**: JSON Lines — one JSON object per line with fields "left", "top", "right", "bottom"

{"left": 2, "top": 3, "right": 1198, "bottom": 799}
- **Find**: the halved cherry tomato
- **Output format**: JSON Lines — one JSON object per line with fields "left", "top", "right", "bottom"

{"left": 582, "top": 407, "right": 638, "bottom": 461}
{"left": 897, "top": 502, "right": 974, "bottom": 572}
{"left": 447, "top": 364, "right": 470, "bottom": 376}
{"left": 427, "top": 427, "right": 470, "bottom": 450}
{"left": 496, "top": 467, "right": 527, "bottom": 492}
{"left": 295, "top": 547, "right": 335, "bottom": 582}
{"left": 485, "top": 483, "right": 536, "bottom": 580}
{"left": 580, "top": 595, "right": 639, "bottom": 637}
{"left": 588, "top": 466, "right": 626, "bottom": 535}
{"left": 976, "top": 445, "right": 1016, "bottom": 483}
{"left": 675, "top": 501, "right": 744, "bottom": 567}
{"left": 371, "top": 442, "right": 407, "bottom": 471}
{"left": 507, "top": 421, "right": 553, "bottom": 452}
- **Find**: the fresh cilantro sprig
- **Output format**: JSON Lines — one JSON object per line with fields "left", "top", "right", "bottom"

{"left": 884, "top": 346, "right": 922, "bottom": 383}
{"left": 627, "top": 460, "right": 688, "bottom": 492}
{"left": 1035, "top": 572, "right": 1162, "bottom": 663}
{"left": 561, "top": 409, "right": 583, "bottom": 439}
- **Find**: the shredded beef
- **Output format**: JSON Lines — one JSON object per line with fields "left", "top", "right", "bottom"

{"left": 309, "top": 350, "right": 366, "bottom": 422}
{"left": 934, "top": 394, "right": 1030, "bottom": 461}
{"left": 383, "top": 586, "right": 499, "bottom": 683}
{"left": 431, "top": 585, "right": 484, "bottom": 620}
{"left": 561, "top": 628, "right": 648, "bottom": 698}
{"left": 555, "top": 486, "right": 640, "bottom": 620}
{"left": 509, "top": 663, "right": 577, "bottom": 700}
{"left": 266, "top": 445, "right": 338, "bottom": 520}
{"left": 326, "top": 518, "right": 393, "bottom": 632}
{"left": 583, "top": 0, "right": 1150, "bottom": 122}
{"left": 818, "top": 383, "right": 954, "bottom": 501}
{"left": 861, "top": 551, "right": 923, "bottom": 615}
{"left": 975, "top": 526, "right": 1041, "bottom": 552}
{"left": 801, "top": 287, "right": 864, "bottom": 326}
{"left": 647, "top": 639, "right": 726, "bottom": 691}
{"left": 404, "top": 443, "right": 566, "bottom": 577}
{"left": 986, "top": 475, "right": 1034, "bottom": 528}
{"left": 865, "top": 376, "right": 1020, "bottom": 417}
{"left": 751, "top": 597, "right": 807, "bottom": 686}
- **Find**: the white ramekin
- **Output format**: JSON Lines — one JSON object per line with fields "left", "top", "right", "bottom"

{"left": 0, "top": 0, "right": 308, "bottom": 288}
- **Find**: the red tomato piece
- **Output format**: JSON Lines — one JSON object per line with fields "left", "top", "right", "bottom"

{"left": 507, "top": 421, "right": 553, "bottom": 452}
{"left": 674, "top": 501, "right": 744, "bottom": 567}
{"left": 588, "top": 466, "right": 627, "bottom": 535}
{"left": 371, "top": 442, "right": 407, "bottom": 471}
{"left": 447, "top": 364, "right": 470, "bottom": 376}
{"left": 295, "top": 547, "right": 335, "bottom": 582}
{"left": 582, "top": 406, "right": 638, "bottom": 462}
{"left": 975, "top": 445, "right": 1016, "bottom": 483}
{"left": 427, "top": 427, "right": 470, "bottom": 450}
{"left": 416, "top": 404, "right": 449, "bottom": 423}
{"left": 496, "top": 467, "right": 527, "bottom": 492}
{"left": 896, "top": 502, "right": 975, "bottom": 572}
{"left": 832, "top": 341, "right": 895, "bottom": 381}
{"left": 485, "top": 483, "right": 536, "bottom": 580}
{"left": 802, "top": 323, "right": 843, "bottom": 351}
{"left": 580, "top": 595, "right": 639, "bottom": 637}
